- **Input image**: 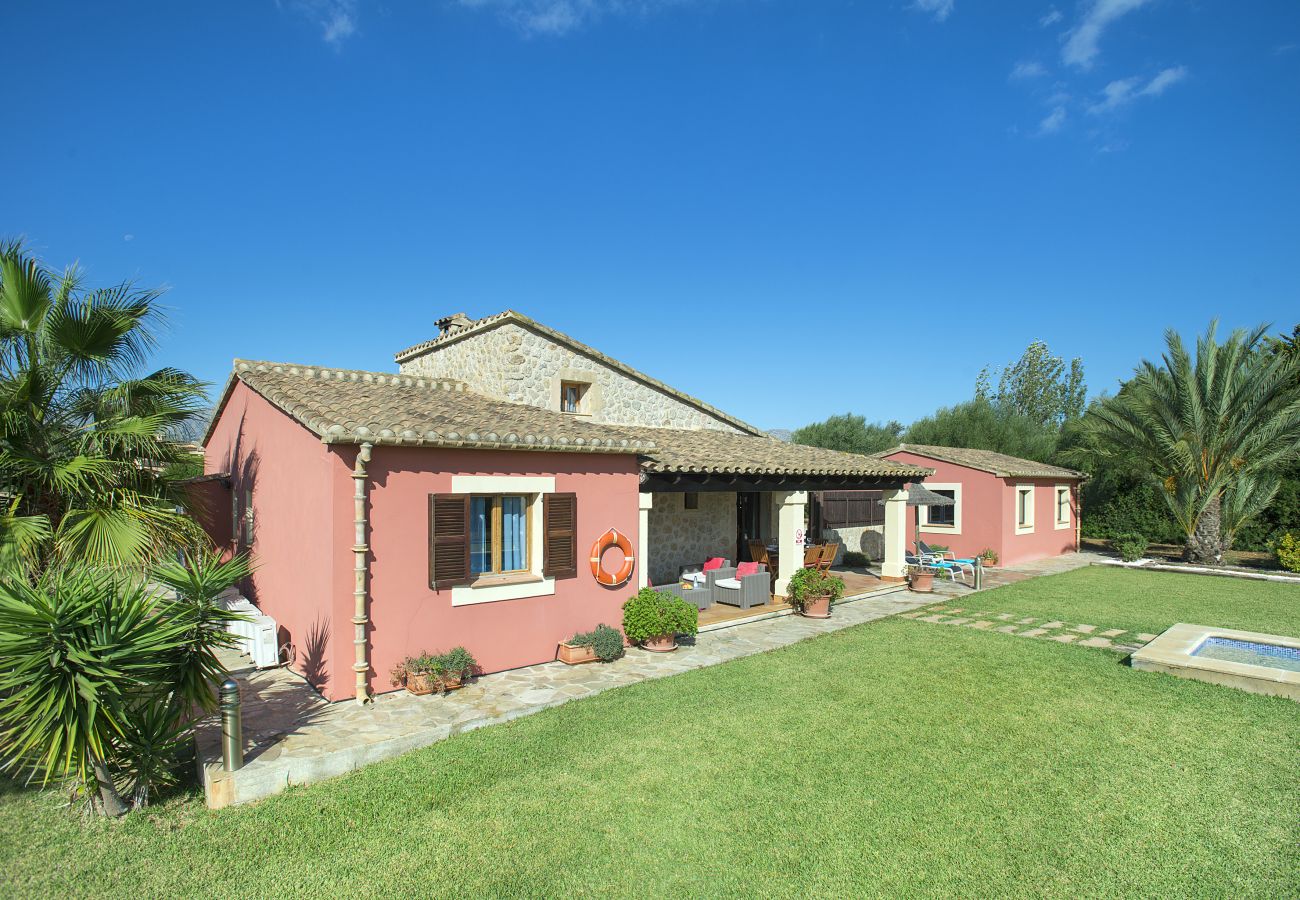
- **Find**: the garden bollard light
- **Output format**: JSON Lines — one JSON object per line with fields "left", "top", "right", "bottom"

{"left": 974, "top": 557, "right": 983, "bottom": 591}
{"left": 220, "top": 677, "right": 244, "bottom": 772}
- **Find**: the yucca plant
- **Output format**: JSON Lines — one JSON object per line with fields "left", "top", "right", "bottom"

{"left": 153, "top": 550, "right": 254, "bottom": 712}
{"left": 0, "top": 552, "right": 252, "bottom": 816}
{"left": 0, "top": 241, "right": 208, "bottom": 574}
{"left": 0, "top": 569, "right": 190, "bottom": 816}
{"left": 1086, "top": 322, "right": 1300, "bottom": 563}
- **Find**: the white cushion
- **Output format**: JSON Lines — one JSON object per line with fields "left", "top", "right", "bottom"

{"left": 714, "top": 577, "right": 741, "bottom": 590}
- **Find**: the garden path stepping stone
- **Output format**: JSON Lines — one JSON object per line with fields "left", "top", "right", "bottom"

{"left": 1078, "top": 637, "right": 1113, "bottom": 648}
{"left": 1137, "top": 633, "right": 1158, "bottom": 642}
{"left": 995, "top": 613, "right": 1016, "bottom": 621}
{"left": 1020, "top": 628, "right": 1049, "bottom": 637}
{"left": 966, "top": 620, "right": 994, "bottom": 630}
{"left": 1043, "top": 621, "right": 1065, "bottom": 629}
{"left": 995, "top": 625, "right": 1020, "bottom": 634}
{"left": 1017, "top": 617, "right": 1036, "bottom": 625}
{"left": 1073, "top": 624, "right": 1097, "bottom": 633}
{"left": 1050, "top": 634, "right": 1078, "bottom": 643}
{"left": 1100, "top": 629, "right": 1126, "bottom": 638}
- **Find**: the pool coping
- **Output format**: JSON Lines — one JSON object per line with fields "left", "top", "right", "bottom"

{"left": 1130, "top": 623, "right": 1300, "bottom": 701}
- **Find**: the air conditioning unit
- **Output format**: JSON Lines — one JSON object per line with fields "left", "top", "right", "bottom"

{"left": 247, "top": 614, "right": 280, "bottom": 669}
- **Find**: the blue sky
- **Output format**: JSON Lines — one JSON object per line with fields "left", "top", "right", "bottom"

{"left": 6, "top": 1, "right": 1298, "bottom": 430}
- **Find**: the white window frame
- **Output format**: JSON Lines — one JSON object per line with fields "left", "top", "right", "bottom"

{"left": 918, "top": 483, "right": 962, "bottom": 535}
{"left": 449, "top": 475, "right": 555, "bottom": 606}
{"left": 1014, "top": 484, "right": 1035, "bottom": 534}
{"left": 1054, "top": 484, "right": 1072, "bottom": 530}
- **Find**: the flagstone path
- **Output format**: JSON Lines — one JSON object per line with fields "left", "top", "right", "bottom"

{"left": 900, "top": 602, "right": 1159, "bottom": 654}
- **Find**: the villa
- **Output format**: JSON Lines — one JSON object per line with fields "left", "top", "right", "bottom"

{"left": 199, "top": 311, "right": 930, "bottom": 702}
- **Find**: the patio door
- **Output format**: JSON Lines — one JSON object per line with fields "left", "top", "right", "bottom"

{"left": 737, "top": 492, "right": 761, "bottom": 562}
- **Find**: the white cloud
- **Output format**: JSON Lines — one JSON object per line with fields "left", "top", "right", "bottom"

{"left": 911, "top": 0, "right": 954, "bottom": 22}
{"left": 458, "top": 0, "right": 706, "bottom": 37}
{"left": 283, "top": 0, "right": 358, "bottom": 47}
{"left": 1010, "top": 60, "right": 1048, "bottom": 80}
{"left": 1088, "top": 66, "right": 1188, "bottom": 112}
{"left": 1038, "top": 106, "right": 1067, "bottom": 135}
{"left": 122, "top": 234, "right": 135, "bottom": 243}
{"left": 1039, "top": 7, "right": 1063, "bottom": 28}
{"left": 1062, "top": 0, "right": 1155, "bottom": 70}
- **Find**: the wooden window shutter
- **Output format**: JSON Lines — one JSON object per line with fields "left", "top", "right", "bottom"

{"left": 429, "top": 494, "right": 471, "bottom": 589}
{"left": 542, "top": 493, "right": 577, "bottom": 579}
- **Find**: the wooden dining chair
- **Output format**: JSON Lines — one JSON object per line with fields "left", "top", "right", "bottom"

{"left": 747, "top": 539, "right": 771, "bottom": 569}
{"left": 803, "top": 545, "right": 823, "bottom": 568}
{"left": 816, "top": 542, "right": 840, "bottom": 572}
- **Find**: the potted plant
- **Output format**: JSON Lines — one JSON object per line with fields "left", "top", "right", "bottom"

{"left": 907, "top": 563, "right": 937, "bottom": 593}
{"left": 786, "top": 566, "right": 845, "bottom": 618}
{"left": 622, "top": 587, "right": 698, "bottom": 652}
{"left": 558, "top": 624, "right": 626, "bottom": 665}
{"left": 435, "top": 646, "right": 477, "bottom": 691}
{"left": 979, "top": 548, "right": 998, "bottom": 567}
{"left": 390, "top": 652, "right": 441, "bottom": 696}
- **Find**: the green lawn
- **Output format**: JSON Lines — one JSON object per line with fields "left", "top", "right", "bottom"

{"left": 0, "top": 573, "right": 1296, "bottom": 897}
{"left": 965, "top": 566, "right": 1300, "bottom": 637}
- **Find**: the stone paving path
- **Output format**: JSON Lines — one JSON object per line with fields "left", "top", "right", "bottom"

{"left": 198, "top": 586, "right": 930, "bottom": 808}
{"left": 900, "top": 602, "right": 1158, "bottom": 654}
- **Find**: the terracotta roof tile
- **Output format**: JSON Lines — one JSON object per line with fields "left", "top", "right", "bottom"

{"left": 208, "top": 360, "right": 928, "bottom": 480}
{"left": 880, "top": 443, "right": 1085, "bottom": 480}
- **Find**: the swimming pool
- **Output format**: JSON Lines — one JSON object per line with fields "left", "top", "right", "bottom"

{"left": 1192, "top": 637, "right": 1300, "bottom": 673}
{"left": 1131, "top": 624, "right": 1300, "bottom": 701}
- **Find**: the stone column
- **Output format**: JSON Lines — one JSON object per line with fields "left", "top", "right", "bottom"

{"left": 637, "top": 492, "right": 653, "bottom": 588}
{"left": 773, "top": 490, "right": 808, "bottom": 597}
{"left": 881, "top": 487, "right": 909, "bottom": 582}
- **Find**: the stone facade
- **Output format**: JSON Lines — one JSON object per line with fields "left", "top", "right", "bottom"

{"left": 647, "top": 491, "right": 736, "bottom": 585}
{"left": 398, "top": 320, "right": 746, "bottom": 432}
{"left": 820, "top": 525, "right": 885, "bottom": 564}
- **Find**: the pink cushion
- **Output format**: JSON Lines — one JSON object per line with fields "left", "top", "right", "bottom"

{"left": 702, "top": 557, "right": 725, "bottom": 572}
{"left": 736, "top": 561, "right": 759, "bottom": 578}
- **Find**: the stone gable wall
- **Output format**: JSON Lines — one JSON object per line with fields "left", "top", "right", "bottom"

{"left": 398, "top": 322, "right": 745, "bottom": 432}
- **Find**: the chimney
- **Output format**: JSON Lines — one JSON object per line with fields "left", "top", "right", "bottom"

{"left": 435, "top": 312, "right": 473, "bottom": 337}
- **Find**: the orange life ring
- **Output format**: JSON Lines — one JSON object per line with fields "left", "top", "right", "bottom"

{"left": 589, "top": 528, "right": 635, "bottom": 586}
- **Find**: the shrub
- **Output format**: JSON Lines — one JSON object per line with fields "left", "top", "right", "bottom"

{"left": 568, "top": 624, "right": 625, "bottom": 662}
{"left": 786, "top": 567, "right": 845, "bottom": 613}
{"left": 622, "top": 588, "right": 698, "bottom": 643}
{"left": 1113, "top": 532, "right": 1149, "bottom": 562}
{"left": 841, "top": 551, "right": 869, "bottom": 568}
{"left": 1274, "top": 532, "right": 1300, "bottom": 573}
{"left": 438, "top": 646, "right": 478, "bottom": 680}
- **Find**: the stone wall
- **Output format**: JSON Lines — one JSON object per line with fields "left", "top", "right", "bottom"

{"left": 647, "top": 492, "right": 736, "bottom": 585}
{"left": 399, "top": 321, "right": 745, "bottom": 432}
{"left": 819, "top": 525, "right": 885, "bottom": 564}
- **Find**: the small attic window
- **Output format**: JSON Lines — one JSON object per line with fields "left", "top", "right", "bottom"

{"left": 560, "top": 381, "right": 587, "bottom": 414}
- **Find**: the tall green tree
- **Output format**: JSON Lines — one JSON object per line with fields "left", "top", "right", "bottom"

{"left": 791, "top": 414, "right": 904, "bottom": 455}
{"left": 976, "top": 339, "right": 1086, "bottom": 427}
{"left": 903, "top": 398, "right": 1060, "bottom": 463}
{"left": 0, "top": 242, "right": 207, "bottom": 572}
{"left": 1085, "top": 321, "right": 1300, "bottom": 563}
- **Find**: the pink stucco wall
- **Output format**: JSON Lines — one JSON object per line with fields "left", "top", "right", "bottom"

{"left": 883, "top": 451, "right": 1079, "bottom": 568}
{"left": 204, "top": 385, "right": 644, "bottom": 702}
{"left": 362, "top": 446, "right": 641, "bottom": 700}
{"left": 204, "top": 383, "right": 350, "bottom": 696}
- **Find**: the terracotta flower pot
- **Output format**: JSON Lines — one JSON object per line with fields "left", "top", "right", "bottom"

{"left": 981, "top": 559, "right": 997, "bottom": 568}
{"left": 406, "top": 672, "right": 434, "bottom": 696}
{"left": 641, "top": 633, "right": 678, "bottom": 653}
{"left": 909, "top": 572, "right": 935, "bottom": 593}
{"left": 437, "top": 674, "right": 464, "bottom": 692}
{"left": 799, "top": 594, "right": 832, "bottom": 619}
{"left": 558, "top": 642, "right": 599, "bottom": 665}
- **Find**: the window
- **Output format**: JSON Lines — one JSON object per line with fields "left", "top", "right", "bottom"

{"left": 918, "top": 483, "right": 961, "bottom": 533}
{"left": 927, "top": 490, "right": 956, "bottom": 527}
{"left": 241, "top": 489, "right": 254, "bottom": 546}
{"left": 1015, "top": 485, "right": 1035, "bottom": 533}
{"left": 429, "top": 486, "right": 577, "bottom": 599}
{"left": 560, "top": 381, "right": 587, "bottom": 414}
{"left": 469, "top": 495, "right": 530, "bottom": 576}
{"left": 1055, "top": 485, "right": 1072, "bottom": 529}
{"left": 684, "top": 492, "right": 699, "bottom": 510}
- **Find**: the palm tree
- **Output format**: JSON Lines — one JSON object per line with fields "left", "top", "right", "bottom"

{"left": 0, "top": 242, "right": 207, "bottom": 573}
{"left": 1086, "top": 321, "right": 1300, "bottom": 563}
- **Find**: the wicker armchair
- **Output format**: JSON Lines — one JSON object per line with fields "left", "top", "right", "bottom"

{"left": 709, "top": 564, "right": 771, "bottom": 610}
